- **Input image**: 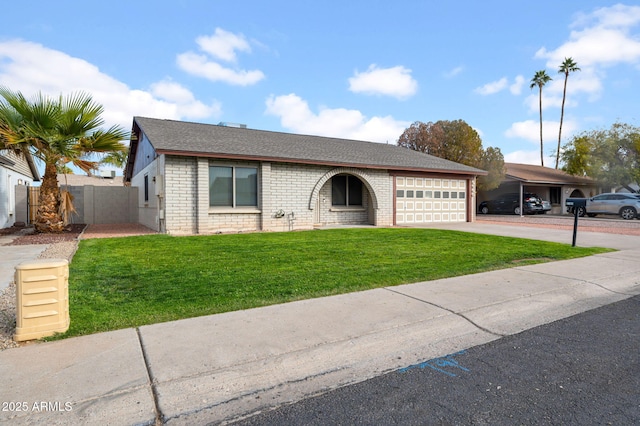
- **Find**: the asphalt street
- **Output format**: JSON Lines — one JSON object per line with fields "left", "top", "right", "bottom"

{"left": 234, "top": 295, "right": 640, "bottom": 425}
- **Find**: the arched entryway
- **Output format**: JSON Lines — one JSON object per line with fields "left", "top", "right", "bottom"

{"left": 309, "top": 168, "right": 379, "bottom": 226}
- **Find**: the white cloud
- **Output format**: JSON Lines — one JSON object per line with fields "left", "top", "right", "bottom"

{"left": 0, "top": 40, "right": 222, "bottom": 130}
{"left": 536, "top": 27, "right": 640, "bottom": 67}
{"left": 504, "top": 119, "right": 579, "bottom": 168}
{"left": 504, "top": 119, "right": 561, "bottom": 144}
{"left": 474, "top": 77, "right": 508, "bottom": 95}
{"left": 533, "top": 4, "right": 640, "bottom": 106}
{"left": 524, "top": 91, "right": 563, "bottom": 113}
{"left": 573, "top": 3, "right": 640, "bottom": 28}
{"left": 265, "top": 93, "right": 410, "bottom": 143}
{"left": 443, "top": 66, "right": 464, "bottom": 78}
{"left": 195, "top": 28, "right": 251, "bottom": 63}
{"left": 348, "top": 65, "right": 418, "bottom": 99}
{"left": 177, "top": 52, "right": 265, "bottom": 86}
{"left": 509, "top": 75, "right": 526, "bottom": 95}
{"left": 475, "top": 75, "right": 526, "bottom": 96}
{"left": 150, "top": 79, "right": 222, "bottom": 119}
{"left": 504, "top": 150, "right": 556, "bottom": 167}
{"left": 177, "top": 28, "right": 265, "bottom": 86}
{"left": 523, "top": 67, "right": 603, "bottom": 113}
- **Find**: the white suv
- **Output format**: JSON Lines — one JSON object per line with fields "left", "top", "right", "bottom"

{"left": 584, "top": 193, "right": 640, "bottom": 220}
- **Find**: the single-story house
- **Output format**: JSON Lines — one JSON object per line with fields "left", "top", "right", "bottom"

{"left": 124, "top": 117, "right": 487, "bottom": 235}
{"left": 477, "top": 163, "right": 598, "bottom": 215}
{"left": 615, "top": 183, "right": 639, "bottom": 194}
{"left": 56, "top": 172, "right": 124, "bottom": 187}
{"left": 0, "top": 150, "right": 40, "bottom": 228}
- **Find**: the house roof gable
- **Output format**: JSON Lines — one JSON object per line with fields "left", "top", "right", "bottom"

{"left": 126, "top": 117, "right": 487, "bottom": 179}
{"left": 57, "top": 174, "right": 124, "bottom": 187}
{"left": 0, "top": 150, "right": 40, "bottom": 181}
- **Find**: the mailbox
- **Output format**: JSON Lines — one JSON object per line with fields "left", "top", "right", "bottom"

{"left": 565, "top": 198, "right": 587, "bottom": 208}
{"left": 565, "top": 198, "right": 587, "bottom": 247}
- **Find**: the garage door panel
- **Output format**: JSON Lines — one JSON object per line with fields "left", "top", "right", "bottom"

{"left": 396, "top": 177, "right": 467, "bottom": 224}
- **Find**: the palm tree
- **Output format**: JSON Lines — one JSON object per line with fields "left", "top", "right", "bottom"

{"left": 556, "top": 57, "right": 580, "bottom": 169}
{"left": 530, "top": 70, "right": 553, "bottom": 167}
{"left": 0, "top": 88, "right": 128, "bottom": 232}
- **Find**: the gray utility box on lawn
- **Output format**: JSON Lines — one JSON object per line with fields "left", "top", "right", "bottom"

{"left": 14, "top": 259, "right": 70, "bottom": 342}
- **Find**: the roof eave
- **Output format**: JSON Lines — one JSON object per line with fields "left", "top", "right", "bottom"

{"left": 505, "top": 174, "right": 594, "bottom": 185}
{"left": 155, "top": 149, "right": 487, "bottom": 176}
{"left": 25, "top": 152, "right": 40, "bottom": 181}
{"left": 124, "top": 121, "right": 141, "bottom": 182}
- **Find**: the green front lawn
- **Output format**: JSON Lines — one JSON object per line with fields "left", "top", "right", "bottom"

{"left": 62, "top": 228, "right": 610, "bottom": 338}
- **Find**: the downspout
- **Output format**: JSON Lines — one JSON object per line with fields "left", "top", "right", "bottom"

{"left": 392, "top": 175, "right": 397, "bottom": 226}
{"left": 468, "top": 178, "right": 473, "bottom": 222}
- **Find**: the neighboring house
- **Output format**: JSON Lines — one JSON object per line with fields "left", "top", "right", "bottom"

{"left": 477, "top": 163, "right": 597, "bottom": 215}
{"left": 0, "top": 150, "right": 40, "bottom": 228}
{"left": 50, "top": 172, "right": 135, "bottom": 226}
{"left": 124, "top": 117, "right": 487, "bottom": 235}
{"left": 57, "top": 172, "right": 124, "bottom": 187}
{"left": 615, "top": 184, "right": 639, "bottom": 194}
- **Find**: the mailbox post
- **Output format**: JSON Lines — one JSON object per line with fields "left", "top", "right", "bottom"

{"left": 565, "top": 198, "right": 587, "bottom": 247}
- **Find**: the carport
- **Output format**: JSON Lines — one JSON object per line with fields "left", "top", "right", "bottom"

{"left": 477, "top": 163, "right": 598, "bottom": 216}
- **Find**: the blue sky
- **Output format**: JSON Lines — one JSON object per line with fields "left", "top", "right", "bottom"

{"left": 1, "top": 1, "right": 639, "bottom": 169}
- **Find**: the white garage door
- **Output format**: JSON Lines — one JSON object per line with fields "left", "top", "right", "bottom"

{"left": 395, "top": 177, "right": 467, "bottom": 224}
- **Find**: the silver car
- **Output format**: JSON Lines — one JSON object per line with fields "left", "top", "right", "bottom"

{"left": 584, "top": 193, "right": 640, "bottom": 220}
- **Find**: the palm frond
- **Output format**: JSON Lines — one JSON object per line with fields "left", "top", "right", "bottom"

{"left": 59, "top": 189, "right": 77, "bottom": 225}
{"left": 0, "top": 87, "right": 129, "bottom": 232}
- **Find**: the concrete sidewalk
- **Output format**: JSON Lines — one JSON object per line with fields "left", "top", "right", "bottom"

{"left": 0, "top": 233, "right": 47, "bottom": 290}
{"left": 1, "top": 224, "right": 640, "bottom": 425}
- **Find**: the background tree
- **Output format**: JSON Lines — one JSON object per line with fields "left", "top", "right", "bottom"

{"left": 561, "top": 122, "right": 640, "bottom": 193}
{"left": 397, "top": 120, "right": 482, "bottom": 164}
{"left": 0, "top": 88, "right": 128, "bottom": 232}
{"left": 397, "top": 119, "right": 505, "bottom": 191}
{"left": 556, "top": 57, "right": 580, "bottom": 169}
{"left": 530, "top": 70, "right": 552, "bottom": 167}
{"left": 97, "top": 149, "right": 128, "bottom": 173}
{"left": 477, "top": 146, "right": 506, "bottom": 192}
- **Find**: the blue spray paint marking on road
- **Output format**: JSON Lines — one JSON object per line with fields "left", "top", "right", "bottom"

{"left": 399, "top": 350, "right": 469, "bottom": 377}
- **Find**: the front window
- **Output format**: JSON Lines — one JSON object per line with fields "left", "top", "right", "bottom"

{"left": 143, "top": 174, "right": 149, "bottom": 202}
{"left": 332, "top": 175, "right": 363, "bottom": 206}
{"left": 209, "top": 165, "right": 257, "bottom": 207}
{"left": 235, "top": 167, "right": 258, "bottom": 206}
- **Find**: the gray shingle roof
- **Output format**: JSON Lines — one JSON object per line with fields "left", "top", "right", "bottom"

{"left": 133, "top": 117, "right": 486, "bottom": 175}
{"left": 505, "top": 163, "right": 594, "bottom": 185}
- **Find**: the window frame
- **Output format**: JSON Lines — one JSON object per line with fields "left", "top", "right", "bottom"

{"left": 331, "top": 174, "right": 364, "bottom": 208}
{"left": 209, "top": 164, "right": 259, "bottom": 210}
{"left": 143, "top": 174, "right": 149, "bottom": 203}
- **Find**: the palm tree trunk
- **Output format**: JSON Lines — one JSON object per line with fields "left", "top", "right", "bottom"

{"left": 539, "top": 87, "right": 544, "bottom": 167}
{"left": 557, "top": 76, "right": 568, "bottom": 169}
{"left": 35, "top": 162, "right": 65, "bottom": 233}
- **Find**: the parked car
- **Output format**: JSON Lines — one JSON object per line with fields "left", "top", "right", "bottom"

{"left": 539, "top": 200, "right": 552, "bottom": 214}
{"left": 478, "top": 192, "right": 544, "bottom": 215}
{"left": 567, "top": 193, "right": 640, "bottom": 220}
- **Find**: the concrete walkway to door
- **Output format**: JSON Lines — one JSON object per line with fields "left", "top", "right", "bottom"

{"left": 0, "top": 233, "right": 47, "bottom": 290}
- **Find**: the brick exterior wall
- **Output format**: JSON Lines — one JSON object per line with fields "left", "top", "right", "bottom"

{"left": 163, "top": 155, "right": 198, "bottom": 235}
{"left": 158, "top": 157, "right": 395, "bottom": 234}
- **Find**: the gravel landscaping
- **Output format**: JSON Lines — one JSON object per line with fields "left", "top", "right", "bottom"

{"left": 0, "top": 223, "right": 154, "bottom": 351}
{"left": 477, "top": 214, "right": 640, "bottom": 236}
